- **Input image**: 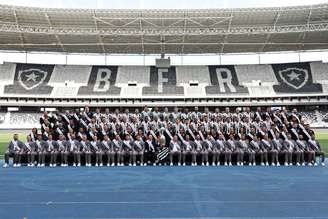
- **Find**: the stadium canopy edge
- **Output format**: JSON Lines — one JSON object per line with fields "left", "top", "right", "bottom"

{"left": 0, "top": 50, "right": 327, "bottom": 66}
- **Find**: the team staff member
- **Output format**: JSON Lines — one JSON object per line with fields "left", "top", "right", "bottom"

{"left": 4, "top": 134, "right": 24, "bottom": 168}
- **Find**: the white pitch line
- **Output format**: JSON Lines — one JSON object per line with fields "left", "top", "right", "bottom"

{"left": 25, "top": 217, "right": 328, "bottom": 219}
{"left": 0, "top": 200, "right": 328, "bottom": 205}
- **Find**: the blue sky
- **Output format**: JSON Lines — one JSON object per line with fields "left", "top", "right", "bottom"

{"left": 0, "top": 0, "right": 327, "bottom": 9}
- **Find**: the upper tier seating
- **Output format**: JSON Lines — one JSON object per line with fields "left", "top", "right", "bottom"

{"left": 235, "top": 64, "right": 277, "bottom": 84}
{"left": 49, "top": 65, "right": 91, "bottom": 85}
{"left": 0, "top": 61, "right": 327, "bottom": 98}
{"left": 310, "top": 62, "right": 328, "bottom": 83}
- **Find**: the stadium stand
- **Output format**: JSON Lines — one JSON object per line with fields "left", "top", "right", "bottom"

{"left": 4, "top": 63, "right": 54, "bottom": 95}
{"left": 311, "top": 62, "right": 328, "bottom": 82}
{"left": 116, "top": 66, "right": 149, "bottom": 98}
{"left": 77, "top": 66, "right": 122, "bottom": 96}
{"left": 301, "top": 110, "right": 328, "bottom": 128}
{"left": 51, "top": 86, "right": 79, "bottom": 97}
{"left": 116, "top": 66, "right": 150, "bottom": 85}
{"left": 0, "top": 61, "right": 327, "bottom": 101}
{"left": 0, "top": 112, "right": 5, "bottom": 124}
{"left": 0, "top": 63, "right": 16, "bottom": 83}
{"left": 0, "top": 112, "right": 40, "bottom": 129}
{"left": 235, "top": 65, "right": 277, "bottom": 83}
{"left": 142, "top": 67, "right": 185, "bottom": 96}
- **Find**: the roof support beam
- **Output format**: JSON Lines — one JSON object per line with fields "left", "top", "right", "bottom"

{"left": 298, "top": 5, "right": 313, "bottom": 50}
{"left": 221, "top": 11, "right": 233, "bottom": 53}
{"left": 12, "top": 7, "right": 24, "bottom": 50}
{"left": 261, "top": 10, "right": 281, "bottom": 52}
{"left": 181, "top": 12, "right": 187, "bottom": 54}
{"left": 93, "top": 16, "right": 120, "bottom": 27}
{"left": 44, "top": 12, "right": 65, "bottom": 52}
{"left": 139, "top": 12, "right": 145, "bottom": 54}
{"left": 93, "top": 10, "right": 105, "bottom": 53}
{"left": 208, "top": 16, "right": 233, "bottom": 27}
{"left": 141, "top": 19, "right": 161, "bottom": 28}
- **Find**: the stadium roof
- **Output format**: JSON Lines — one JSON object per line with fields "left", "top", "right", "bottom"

{"left": 0, "top": 3, "right": 327, "bottom": 54}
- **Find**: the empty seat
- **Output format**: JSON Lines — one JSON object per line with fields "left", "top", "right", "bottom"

{"left": 310, "top": 62, "right": 328, "bottom": 82}
{"left": 235, "top": 64, "right": 277, "bottom": 83}
{"left": 116, "top": 66, "right": 150, "bottom": 85}
{"left": 176, "top": 66, "right": 211, "bottom": 85}
{"left": 0, "top": 63, "right": 16, "bottom": 84}
{"left": 52, "top": 86, "right": 78, "bottom": 97}
{"left": 49, "top": 65, "right": 91, "bottom": 85}
{"left": 120, "top": 87, "right": 142, "bottom": 98}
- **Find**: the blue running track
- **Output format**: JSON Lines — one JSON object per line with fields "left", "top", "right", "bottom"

{"left": 0, "top": 161, "right": 328, "bottom": 219}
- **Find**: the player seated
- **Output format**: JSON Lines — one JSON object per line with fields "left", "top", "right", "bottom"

{"left": 101, "top": 135, "right": 114, "bottom": 167}
{"left": 4, "top": 134, "right": 24, "bottom": 168}
{"left": 57, "top": 134, "right": 69, "bottom": 167}
{"left": 35, "top": 134, "right": 47, "bottom": 167}
{"left": 90, "top": 135, "right": 103, "bottom": 167}
{"left": 81, "top": 135, "right": 92, "bottom": 167}
{"left": 24, "top": 135, "right": 37, "bottom": 167}
{"left": 121, "top": 134, "right": 133, "bottom": 166}
{"left": 169, "top": 135, "right": 182, "bottom": 166}
{"left": 132, "top": 135, "right": 145, "bottom": 166}
{"left": 181, "top": 135, "right": 196, "bottom": 166}
{"left": 308, "top": 134, "right": 325, "bottom": 166}
{"left": 204, "top": 134, "right": 219, "bottom": 166}
{"left": 194, "top": 134, "right": 206, "bottom": 166}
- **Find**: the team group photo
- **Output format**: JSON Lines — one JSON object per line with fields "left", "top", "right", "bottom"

{"left": 0, "top": 0, "right": 328, "bottom": 218}
{"left": 4, "top": 106, "right": 326, "bottom": 168}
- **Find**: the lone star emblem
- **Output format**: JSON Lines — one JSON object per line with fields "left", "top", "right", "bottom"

{"left": 25, "top": 72, "right": 38, "bottom": 82}
{"left": 278, "top": 67, "right": 308, "bottom": 90}
{"left": 286, "top": 71, "right": 301, "bottom": 81}
{"left": 18, "top": 68, "right": 48, "bottom": 90}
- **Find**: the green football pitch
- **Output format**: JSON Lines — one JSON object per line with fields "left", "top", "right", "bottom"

{"left": 0, "top": 129, "right": 328, "bottom": 156}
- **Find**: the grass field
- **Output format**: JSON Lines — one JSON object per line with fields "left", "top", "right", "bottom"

{"left": 0, "top": 129, "right": 328, "bottom": 156}
{"left": 0, "top": 131, "right": 29, "bottom": 156}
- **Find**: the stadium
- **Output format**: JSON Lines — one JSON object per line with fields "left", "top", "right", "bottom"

{"left": 0, "top": 0, "right": 328, "bottom": 218}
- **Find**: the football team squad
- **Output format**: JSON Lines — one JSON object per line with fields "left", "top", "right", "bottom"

{"left": 3, "top": 106, "right": 325, "bottom": 168}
